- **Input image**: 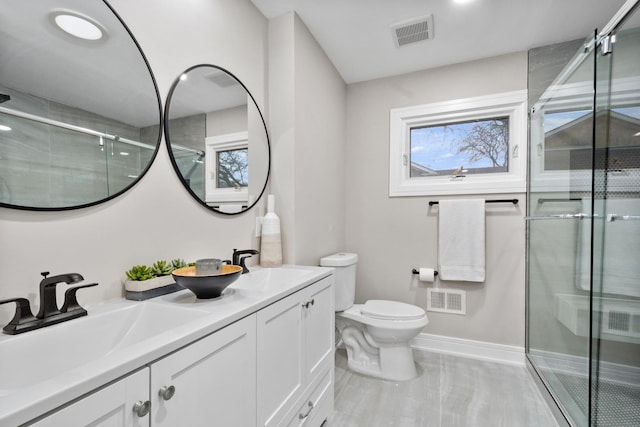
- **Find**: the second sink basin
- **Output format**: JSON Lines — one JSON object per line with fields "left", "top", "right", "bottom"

{"left": 231, "top": 266, "right": 318, "bottom": 292}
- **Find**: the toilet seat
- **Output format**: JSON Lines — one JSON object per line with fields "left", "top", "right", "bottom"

{"left": 338, "top": 301, "right": 428, "bottom": 330}
{"left": 361, "top": 300, "right": 426, "bottom": 321}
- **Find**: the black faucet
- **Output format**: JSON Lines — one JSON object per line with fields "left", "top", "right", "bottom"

{"left": 232, "top": 248, "right": 260, "bottom": 274}
{"left": 37, "top": 272, "right": 83, "bottom": 318}
{"left": 0, "top": 272, "right": 98, "bottom": 335}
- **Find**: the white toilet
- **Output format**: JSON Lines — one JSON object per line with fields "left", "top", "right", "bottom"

{"left": 320, "top": 253, "right": 428, "bottom": 381}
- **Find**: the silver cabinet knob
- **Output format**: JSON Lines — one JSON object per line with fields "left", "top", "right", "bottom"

{"left": 159, "top": 385, "right": 176, "bottom": 401}
{"left": 298, "top": 401, "right": 314, "bottom": 420}
{"left": 132, "top": 400, "right": 151, "bottom": 417}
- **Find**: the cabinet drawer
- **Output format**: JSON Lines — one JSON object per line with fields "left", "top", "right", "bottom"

{"left": 284, "top": 368, "right": 333, "bottom": 427}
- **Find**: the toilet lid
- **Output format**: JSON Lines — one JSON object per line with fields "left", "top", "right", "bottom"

{"left": 361, "top": 300, "right": 425, "bottom": 320}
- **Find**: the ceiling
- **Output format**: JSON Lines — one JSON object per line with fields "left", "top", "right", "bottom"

{"left": 2, "top": 0, "right": 631, "bottom": 130}
{"left": 250, "top": 0, "right": 629, "bottom": 84}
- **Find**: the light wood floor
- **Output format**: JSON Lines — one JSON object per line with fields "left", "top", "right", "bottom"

{"left": 327, "top": 348, "right": 559, "bottom": 427}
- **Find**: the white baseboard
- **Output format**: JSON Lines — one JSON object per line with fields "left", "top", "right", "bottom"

{"left": 411, "top": 333, "right": 525, "bottom": 366}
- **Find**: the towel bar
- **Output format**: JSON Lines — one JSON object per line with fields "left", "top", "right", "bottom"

{"left": 536, "top": 198, "right": 581, "bottom": 205}
{"left": 428, "top": 199, "right": 518, "bottom": 206}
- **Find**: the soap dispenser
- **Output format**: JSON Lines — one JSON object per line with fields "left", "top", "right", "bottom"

{"left": 260, "top": 194, "right": 283, "bottom": 267}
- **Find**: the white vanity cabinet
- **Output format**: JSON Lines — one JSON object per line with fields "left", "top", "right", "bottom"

{"left": 150, "top": 314, "right": 257, "bottom": 427}
{"left": 257, "top": 276, "right": 334, "bottom": 427}
{"left": 31, "top": 368, "right": 150, "bottom": 427}
{"left": 17, "top": 269, "right": 334, "bottom": 427}
{"left": 29, "top": 315, "right": 256, "bottom": 427}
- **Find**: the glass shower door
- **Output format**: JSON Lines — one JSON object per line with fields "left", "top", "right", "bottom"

{"left": 590, "top": 7, "right": 640, "bottom": 426}
{"left": 527, "top": 35, "right": 597, "bottom": 427}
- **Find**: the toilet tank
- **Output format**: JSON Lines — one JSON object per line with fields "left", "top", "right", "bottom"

{"left": 320, "top": 253, "right": 358, "bottom": 311}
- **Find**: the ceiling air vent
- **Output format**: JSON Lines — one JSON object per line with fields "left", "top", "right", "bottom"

{"left": 391, "top": 14, "right": 434, "bottom": 48}
{"left": 205, "top": 71, "right": 238, "bottom": 88}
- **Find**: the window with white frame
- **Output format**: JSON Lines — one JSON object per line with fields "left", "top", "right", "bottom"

{"left": 389, "top": 90, "right": 527, "bottom": 196}
{"left": 205, "top": 131, "right": 249, "bottom": 204}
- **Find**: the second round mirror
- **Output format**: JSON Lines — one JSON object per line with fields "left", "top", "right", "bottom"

{"left": 164, "top": 65, "right": 270, "bottom": 215}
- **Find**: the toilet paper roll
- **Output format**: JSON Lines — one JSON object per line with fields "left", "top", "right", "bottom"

{"left": 419, "top": 268, "right": 436, "bottom": 282}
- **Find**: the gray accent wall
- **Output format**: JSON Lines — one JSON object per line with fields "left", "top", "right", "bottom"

{"left": 0, "top": 85, "right": 154, "bottom": 207}
{"left": 528, "top": 38, "right": 585, "bottom": 107}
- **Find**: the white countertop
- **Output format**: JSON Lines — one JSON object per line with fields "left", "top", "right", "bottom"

{"left": 0, "top": 265, "right": 333, "bottom": 427}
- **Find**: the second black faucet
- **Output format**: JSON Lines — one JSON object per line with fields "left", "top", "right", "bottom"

{"left": 232, "top": 249, "right": 260, "bottom": 274}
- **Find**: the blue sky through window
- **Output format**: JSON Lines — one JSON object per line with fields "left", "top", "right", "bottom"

{"left": 410, "top": 118, "right": 508, "bottom": 172}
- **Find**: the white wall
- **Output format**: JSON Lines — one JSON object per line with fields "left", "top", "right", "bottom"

{"left": 207, "top": 106, "right": 247, "bottom": 136}
{"left": 268, "top": 13, "right": 347, "bottom": 266}
{"left": 345, "top": 53, "right": 529, "bottom": 347}
{"left": 0, "top": 0, "right": 269, "bottom": 325}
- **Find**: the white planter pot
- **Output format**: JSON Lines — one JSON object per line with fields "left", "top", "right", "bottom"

{"left": 124, "top": 275, "right": 175, "bottom": 292}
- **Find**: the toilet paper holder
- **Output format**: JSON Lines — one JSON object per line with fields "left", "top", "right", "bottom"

{"left": 411, "top": 269, "right": 438, "bottom": 277}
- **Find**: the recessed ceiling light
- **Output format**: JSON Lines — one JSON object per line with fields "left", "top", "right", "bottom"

{"left": 51, "top": 11, "right": 106, "bottom": 41}
{"left": 0, "top": 125, "right": 11, "bottom": 131}
{"left": 453, "top": 0, "right": 475, "bottom": 4}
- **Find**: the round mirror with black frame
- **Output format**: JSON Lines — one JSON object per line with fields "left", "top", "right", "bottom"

{"left": 0, "top": 0, "right": 162, "bottom": 211}
{"left": 164, "top": 64, "right": 270, "bottom": 215}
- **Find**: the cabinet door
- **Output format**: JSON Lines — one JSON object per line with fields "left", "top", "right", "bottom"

{"left": 303, "top": 277, "right": 334, "bottom": 382}
{"left": 151, "top": 314, "right": 256, "bottom": 427}
{"left": 31, "top": 368, "right": 149, "bottom": 427}
{"left": 257, "top": 290, "right": 305, "bottom": 427}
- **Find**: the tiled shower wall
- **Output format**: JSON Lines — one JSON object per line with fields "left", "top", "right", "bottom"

{"left": 0, "top": 85, "right": 158, "bottom": 207}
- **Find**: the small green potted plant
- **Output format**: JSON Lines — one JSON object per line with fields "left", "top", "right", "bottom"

{"left": 124, "top": 259, "right": 187, "bottom": 300}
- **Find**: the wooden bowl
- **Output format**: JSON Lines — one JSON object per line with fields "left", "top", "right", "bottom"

{"left": 172, "top": 265, "right": 243, "bottom": 299}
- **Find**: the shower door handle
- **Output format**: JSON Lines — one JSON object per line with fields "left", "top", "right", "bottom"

{"left": 606, "top": 214, "right": 640, "bottom": 222}
{"left": 525, "top": 213, "right": 596, "bottom": 221}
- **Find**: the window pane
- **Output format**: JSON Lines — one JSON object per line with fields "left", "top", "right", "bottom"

{"left": 543, "top": 107, "right": 640, "bottom": 171}
{"left": 410, "top": 117, "right": 509, "bottom": 177}
{"left": 217, "top": 148, "right": 248, "bottom": 188}
{"left": 543, "top": 110, "right": 592, "bottom": 171}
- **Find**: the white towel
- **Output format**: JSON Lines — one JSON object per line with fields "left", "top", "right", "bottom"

{"left": 438, "top": 199, "right": 486, "bottom": 282}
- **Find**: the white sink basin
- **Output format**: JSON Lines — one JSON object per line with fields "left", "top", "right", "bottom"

{"left": 231, "top": 266, "right": 318, "bottom": 291}
{"left": 0, "top": 301, "right": 207, "bottom": 394}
